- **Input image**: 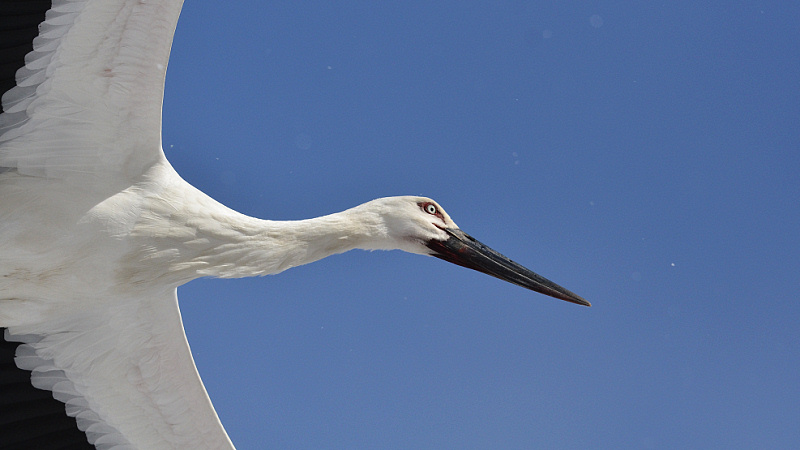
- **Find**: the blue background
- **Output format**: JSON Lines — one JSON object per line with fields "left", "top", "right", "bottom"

{"left": 162, "top": 1, "right": 798, "bottom": 448}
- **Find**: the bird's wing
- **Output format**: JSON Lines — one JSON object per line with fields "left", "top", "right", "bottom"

{"left": 0, "top": 2, "right": 235, "bottom": 447}
{"left": 0, "top": 0, "right": 183, "bottom": 185}
{"left": 2, "top": 289, "right": 235, "bottom": 449}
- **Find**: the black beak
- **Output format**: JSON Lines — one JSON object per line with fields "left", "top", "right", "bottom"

{"left": 426, "top": 228, "right": 590, "bottom": 306}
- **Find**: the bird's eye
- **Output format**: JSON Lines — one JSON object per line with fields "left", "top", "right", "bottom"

{"left": 424, "top": 203, "right": 437, "bottom": 215}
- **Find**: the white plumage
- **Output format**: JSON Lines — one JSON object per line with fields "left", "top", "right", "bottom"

{"left": 0, "top": 1, "right": 587, "bottom": 448}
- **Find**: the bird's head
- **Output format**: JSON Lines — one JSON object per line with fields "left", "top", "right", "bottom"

{"left": 365, "top": 196, "right": 590, "bottom": 307}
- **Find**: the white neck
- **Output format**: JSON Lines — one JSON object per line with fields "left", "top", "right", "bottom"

{"left": 127, "top": 193, "right": 395, "bottom": 286}
{"left": 202, "top": 204, "right": 391, "bottom": 279}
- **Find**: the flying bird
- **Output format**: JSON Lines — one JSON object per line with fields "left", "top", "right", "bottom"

{"left": 0, "top": 1, "right": 589, "bottom": 448}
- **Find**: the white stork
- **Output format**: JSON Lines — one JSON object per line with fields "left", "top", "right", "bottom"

{"left": 0, "top": 1, "right": 589, "bottom": 448}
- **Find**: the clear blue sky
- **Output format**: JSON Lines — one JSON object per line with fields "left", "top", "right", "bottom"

{"left": 162, "top": 1, "right": 799, "bottom": 448}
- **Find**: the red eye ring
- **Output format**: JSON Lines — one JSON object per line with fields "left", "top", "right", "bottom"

{"left": 418, "top": 201, "right": 444, "bottom": 220}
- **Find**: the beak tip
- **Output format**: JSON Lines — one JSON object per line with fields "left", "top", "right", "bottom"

{"left": 560, "top": 292, "right": 591, "bottom": 307}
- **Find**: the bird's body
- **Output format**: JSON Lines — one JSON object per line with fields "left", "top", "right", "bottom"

{"left": 0, "top": 1, "right": 587, "bottom": 448}
{"left": 0, "top": 160, "right": 450, "bottom": 327}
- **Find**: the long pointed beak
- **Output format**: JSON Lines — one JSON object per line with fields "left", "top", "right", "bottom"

{"left": 426, "top": 228, "right": 590, "bottom": 307}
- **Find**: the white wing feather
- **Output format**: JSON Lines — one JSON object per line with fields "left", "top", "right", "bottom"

{"left": 6, "top": 290, "right": 234, "bottom": 449}
{"left": 0, "top": 0, "right": 183, "bottom": 184}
